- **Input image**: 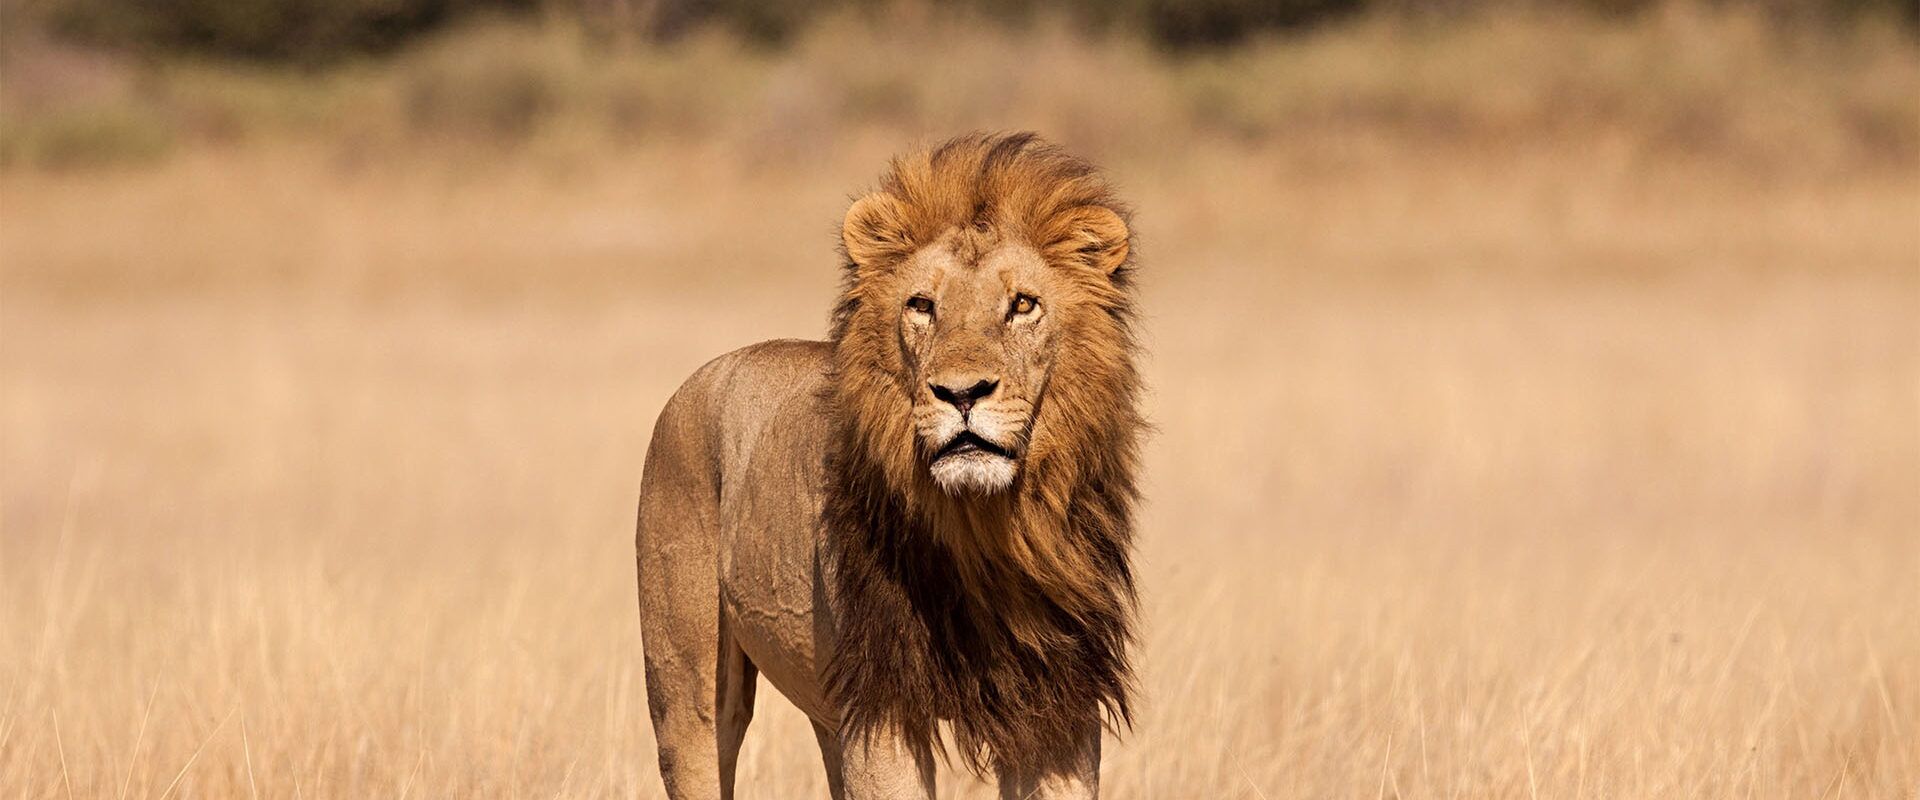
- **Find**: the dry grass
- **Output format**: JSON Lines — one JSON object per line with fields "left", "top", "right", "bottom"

{"left": 3, "top": 105, "right": 1918, "bottom": 798}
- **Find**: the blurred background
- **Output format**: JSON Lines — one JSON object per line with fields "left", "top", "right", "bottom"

{"left": 2, "top": 0, "right": 1916, "bottom": 797}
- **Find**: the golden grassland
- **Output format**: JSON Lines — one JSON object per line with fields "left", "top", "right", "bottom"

{"left": 3, "top": 135, "right": 1915, "bottom": 797}
{"left": 2, "top": 13, "right": 1919, "bottom": 794}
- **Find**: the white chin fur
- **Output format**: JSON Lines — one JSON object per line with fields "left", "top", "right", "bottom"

{"left": 929, "top": 452, "right": 1018, "bottom": 495}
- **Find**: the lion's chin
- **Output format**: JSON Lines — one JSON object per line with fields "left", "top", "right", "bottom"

{"left": 928, "top": 451, "right": 1018, "bottom": 496}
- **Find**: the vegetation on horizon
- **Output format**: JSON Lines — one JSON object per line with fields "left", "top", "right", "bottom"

{"left": 25, "top": 0, "right": 1916, "bottom": 60}
{"left": 1, "top": 3, "right": 1916, "bottom": 171}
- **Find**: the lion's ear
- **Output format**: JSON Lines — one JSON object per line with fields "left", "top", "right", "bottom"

{"left": 843, "top": 192, "right": 912, "bottom": 267}
{"left": 1044, "top": 205, "right": 1131, "bottom": 275}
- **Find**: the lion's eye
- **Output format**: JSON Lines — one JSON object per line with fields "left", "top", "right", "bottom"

{"left": 905, "top": 296, "right": 935, "bottom": 316}
{"left": 1009, "top": 294, "right": 1038, "bottom": 318}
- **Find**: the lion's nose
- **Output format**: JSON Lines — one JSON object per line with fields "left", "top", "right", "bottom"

{"left": 929, "top": 377, "right": 998, "bottom": 417}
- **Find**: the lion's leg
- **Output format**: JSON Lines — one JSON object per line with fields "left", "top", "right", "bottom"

{"left": 637, "top": 560, "right": 723, "bottom": 800}
{"left": 810, "top": 720, "right": 847, "bottom": 800}
{"left": 714, "top": 633, "right": 758, "bottom": 799}
{"left": 639, "top": 597, "right": 760, "bottom": 800}
{"left": 638, "top": 602, "right": 716, "bottom": 798}
{"left": 839, "top": 727, "right": 936, "bottom": 800}
{"left": 996, "top": 718, "right": 1101, "bottom": 800}
{"left": 637, "top": 410, "right": 736, "bottom": 800}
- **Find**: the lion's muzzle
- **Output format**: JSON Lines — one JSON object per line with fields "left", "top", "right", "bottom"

{"left": 918, "top": 396, "right": 1026, "bottom": 495}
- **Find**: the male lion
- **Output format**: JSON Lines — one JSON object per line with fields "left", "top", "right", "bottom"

{"left": 636, "top": 132, "right": 1143, "bottom": 800}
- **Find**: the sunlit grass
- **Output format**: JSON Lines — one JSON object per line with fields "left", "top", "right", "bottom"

{"left": 2, "top": 131, "right": 1915, "bottom": 796}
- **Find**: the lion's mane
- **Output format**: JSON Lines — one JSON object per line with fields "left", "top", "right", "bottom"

{"left": 822, "top": 132, "right": 1144, "bottom": 776}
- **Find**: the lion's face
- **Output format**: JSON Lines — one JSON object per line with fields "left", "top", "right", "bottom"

{"left": 832, "top": 134, "right": 1137, "bottom": 507}
{"left": 894, "top": 231, "right": 1061, "bottom": 494}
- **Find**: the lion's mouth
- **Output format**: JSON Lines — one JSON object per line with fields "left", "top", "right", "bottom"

{"left": 933, "top": 430, "right": 1015, "bottom": 462}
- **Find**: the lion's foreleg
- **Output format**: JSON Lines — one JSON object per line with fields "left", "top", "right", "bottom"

{"left": 837, "top": 726, "right": 936, "bottom": 800}
{"left": 995, "top": 717, "right": 1101, "bottom": 800}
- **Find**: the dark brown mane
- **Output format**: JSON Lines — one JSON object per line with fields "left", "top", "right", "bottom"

{"left": 822, "top": 132, "right": 1144, "bottom": 776}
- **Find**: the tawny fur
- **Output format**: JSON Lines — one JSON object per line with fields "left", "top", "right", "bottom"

{"left": 634, "top": 132, "right": 1143, "bottom": 798}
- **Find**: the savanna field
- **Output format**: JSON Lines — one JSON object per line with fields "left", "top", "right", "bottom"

{"left": 2, "top": 7, "right": 1918, "bottom": 798}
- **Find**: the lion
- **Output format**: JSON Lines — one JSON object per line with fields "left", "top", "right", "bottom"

{"left": 635, "top": 132, "right": 1144, "bottom": 800}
